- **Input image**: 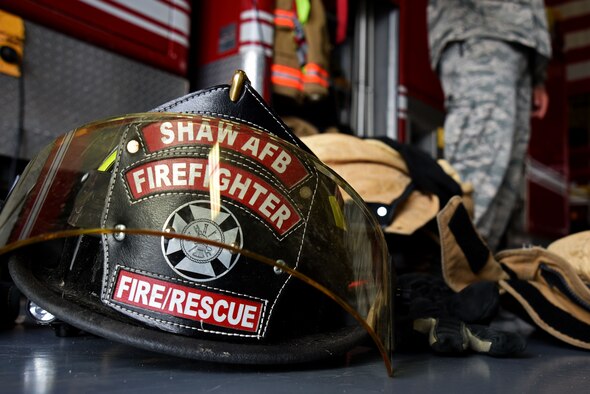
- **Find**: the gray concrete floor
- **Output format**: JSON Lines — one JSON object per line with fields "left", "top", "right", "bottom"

{"left": 1, "top": 322, "right": 589, "bottom": 393}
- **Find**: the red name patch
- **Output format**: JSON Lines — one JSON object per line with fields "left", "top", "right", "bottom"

{"left": 141, "top": 119, "right": 309, "bottom": 189}
{"left": 113, "top": 269, "right": 265, "bottom": 333}
{"left": 125, "top": 158, "right": 301, "bottom": 235}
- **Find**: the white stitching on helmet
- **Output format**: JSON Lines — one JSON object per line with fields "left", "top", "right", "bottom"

{"left": 118, "top": 150, "right": 308, "bottom": 241}
{"left": 110, "top": 264, "right": 268, "bottom": 301}
{"left": 243, "top": 84, "right": 301, "bottom": 148}
{"left": 260, "top": 164, "right": 320, "bottom": 337}
{"left": 104, "top": 265, "right": 269, "bottom": 338}
{"left": 101, "top": 123, "right": 134, "bottom": 302}
{"left": 155, "top": 87, "right": 228, "bottom": 112}
{"left": 105, "top": 302, "right": 263, "bottom": 338}
{"left": 121, "top": 146, "right": 296, "bottom": 200}
{"left": 156, "top": 85, "right": 302, "bottom": 151}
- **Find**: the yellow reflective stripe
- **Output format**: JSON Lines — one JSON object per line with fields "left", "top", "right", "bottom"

{"left": 98, "top": 150, "right": 118, "bottom": 172}
{"left": 329, "top": 195, "right": 347, "bottom": 231}
{"left": 295, "top": 0, "right": 311, "bottom": 24}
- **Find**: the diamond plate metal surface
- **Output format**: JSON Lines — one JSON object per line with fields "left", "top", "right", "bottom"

{"left": 193, "top": 54, "right": 242, "bottom": 91}
{"left": 0, "top": 21, "right": 189, "bottom": 160}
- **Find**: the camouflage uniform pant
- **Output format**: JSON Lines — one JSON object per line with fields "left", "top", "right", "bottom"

{"left": 439, "top": 38, "right": 532, "bottom": 251}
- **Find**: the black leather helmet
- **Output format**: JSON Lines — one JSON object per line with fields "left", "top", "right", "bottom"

{"left": 0, "top": 72, "right": 393, "bottom": 374}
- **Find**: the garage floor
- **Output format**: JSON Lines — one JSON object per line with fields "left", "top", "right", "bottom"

{"left": 2, "top": 320, "right": 589, "bottom": 394}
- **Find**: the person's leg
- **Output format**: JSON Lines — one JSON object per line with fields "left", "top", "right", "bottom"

{"left": 476, "top": 44, "right": 532, "bottom": 250}
{"left": 438, "top": 38, "right": 529, "bottom": 250}
{"left": 483, "top": 56, "right": 533, "bottom": 249}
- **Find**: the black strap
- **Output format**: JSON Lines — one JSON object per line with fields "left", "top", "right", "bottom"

{"left": 366, "top": 182, "right": 416, "bottom": 228}
{"left": 448, "top": 202, "right": 492, "bottom": 274}
{"left": 540, "top": 264, "right": 590, "bottom": 312}
{"left": 506, "top": 279, "right": 590, "bottom": 344}
{"left": 373, "top": 137, "right": 462, "bottom": 207}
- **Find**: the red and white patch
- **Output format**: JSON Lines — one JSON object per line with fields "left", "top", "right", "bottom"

{"left": 140, "top": 118, "right": 309, "bottom": 189}
{"left": 125, "top": 158, "right": 301, "bottom": 236}
{"left": 113, "top": 269, "right": 265, "bottom": 333}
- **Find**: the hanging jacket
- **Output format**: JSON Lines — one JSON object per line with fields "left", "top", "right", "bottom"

{"left": 272, "top": 0, "right": 331, "bottom": 102}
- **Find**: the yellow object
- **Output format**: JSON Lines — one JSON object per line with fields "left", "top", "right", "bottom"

{"left": 0, "top": 9, "right": 25, "bottom": 77}
{"left": 436, "top": 127, "right": 444, "bottom": 150}
{"left": 295, "top": 0, "right": 311, "bottom": 24}
{"left": 98, "top": 150, "right": 118, "bottom": 172}
{"left": 328, "top": 195, "right": 348, "bottom": 231}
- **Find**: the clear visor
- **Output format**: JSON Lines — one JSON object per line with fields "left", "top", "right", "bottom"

{"left": 0, "top": 113, "right": 393, "bottom": 375}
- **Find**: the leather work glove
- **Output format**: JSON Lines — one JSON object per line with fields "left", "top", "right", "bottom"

{"left": 412, "top": 317, "right": 526, "bottom": 356}
{"left": 396, "top": 273, "right": 526, "bottom": 356}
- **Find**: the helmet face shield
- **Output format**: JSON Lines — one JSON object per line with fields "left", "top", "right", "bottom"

{"left": 0, "top": 113, "right": 393, "bottom": 374}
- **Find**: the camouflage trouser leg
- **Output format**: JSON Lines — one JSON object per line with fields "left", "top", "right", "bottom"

{"left": 439, "top": 38, "right": 532, "bottom": 251}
